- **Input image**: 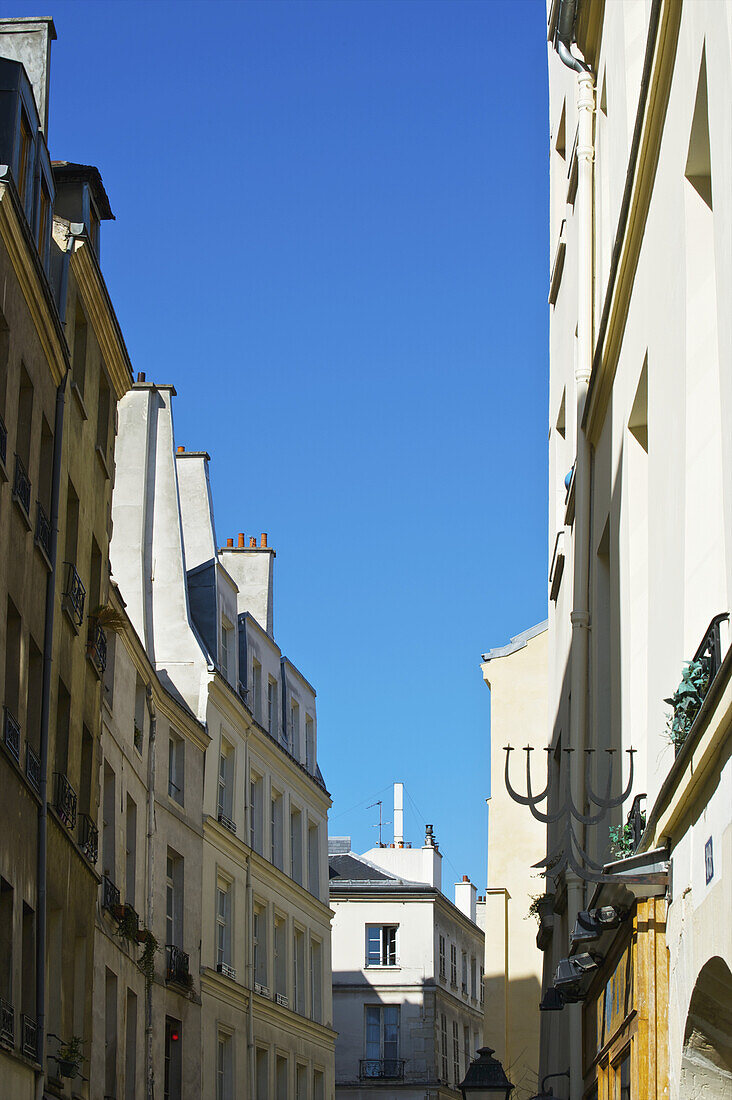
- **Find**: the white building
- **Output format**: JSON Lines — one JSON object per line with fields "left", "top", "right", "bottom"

{"left": 330, "top": 786, "right": 484, "bottom": 1099}
{"left": 110, "top": 378, "right": 335, "bottom": 1099}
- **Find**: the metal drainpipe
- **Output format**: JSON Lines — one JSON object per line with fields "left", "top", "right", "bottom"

{"left": 554, "top": 5, "right": 594, "bottom": 1098}
{"left": 145, "top": 684, "right": 157, "bottom": 1100}
{"left": 244, "top": 730, "right": 255, "bottom": 1098}
{"left": 35, "top": 224, "right": 77, "bottom": 1100}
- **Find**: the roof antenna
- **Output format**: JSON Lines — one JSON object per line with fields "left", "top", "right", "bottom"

{"left": 367, "top": 800, "right": 391, "bottom": 848}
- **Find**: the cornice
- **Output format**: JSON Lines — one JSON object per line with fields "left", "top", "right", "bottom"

{"left": 70, "top": 239, "right": 133, "bottom": 399}
{"left": 0, "top": 183, "right": 67, "bottom": 385}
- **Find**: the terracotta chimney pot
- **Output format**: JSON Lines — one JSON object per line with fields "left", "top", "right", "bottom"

{"left": 137, "top": 371, "right": 146, "bottom": 382}
{"left": 226, "top": 538, "right": 234, "bottom": 548}
{"left": 238, "top": 533, "right": 245, "bottom": 548}
{"left": 261, "top": 532, "right": 268, "bottom": 548}
{"left": 177, "top": 446, "right": 185, "bottom": 454}
{"left": 249, "top": 536, "right": 257, "bottom": 548}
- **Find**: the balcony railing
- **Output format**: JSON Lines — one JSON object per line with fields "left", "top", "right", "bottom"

{"left": 25, "top": 742, "right": 40, "bottom": 792}
{"left": 35, "top": 501, "right": 51, "bottom": 559}
{"left": 165, "top": 944, "right": 191, "bottom": 986}
{"left": 102, "top": 874, "right": 120, "bottom": 913}
{"left": 21, "top": 1014, "right": 37, "bottom": 1059}
{"left": 62, "top": 562, "right": 86, "bottom": 627}
{"left": 360, "top": 1059, "right": 405, "bottom": 1080}
{"left": 668, "top": 612, "right": 730, "bottom": 757}
{"left": 78, "top": 813, "right": 98, "bottom": 864}
{"left": 3, "top": 706, "right": 20, "bottom": 763}
{"left": 0, "top": 412, "right": 6, "bottom": 467}
{"left": 87, "top": 618, "right": 107, "bottom": 674}
{"left": 0, "top": 997, "right": 13, "bottom": 1047}
{"left": 12, "top": 454, "right": 31, "bottom": 516}
{"left": 54, "top": 772, "right": 77, "bottom": 830}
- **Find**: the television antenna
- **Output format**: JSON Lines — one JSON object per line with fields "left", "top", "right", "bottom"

{"left": 367, "top": 800, "right": 391, "bottom": 847}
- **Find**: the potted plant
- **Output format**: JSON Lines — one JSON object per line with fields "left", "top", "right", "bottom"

{"left": 55, "top": 1035, "right": 84, "bottom": 1078}
{"left": 665, "top": 657, "right": 710, "bottom": 753}
{"left": 527, "top": 893, "right": 554, "bottom": 924}
{"left": 116, "top": 904, "right": 139, "bottom": 945}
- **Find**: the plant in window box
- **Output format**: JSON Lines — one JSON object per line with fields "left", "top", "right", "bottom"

{"left": 138, "top": 930, "right": 159, "bottom": 982}
{"left": 89, "top": 603, "right": 127, "bottom": 633}
{"left": 115, "top": 905, "right": 139, "bottom": 945}
{"left": 526, "top": 894, "right": 554, "bottom": 925}
{"left": 608, "top": 814, "right": 646, "bottom": 860}
{"left": 53, "top": 1035, "right": 85, "bottom": 1079}
{"left": 133, "top": 722, "right": 144, "bottom": 753}
{"left": 664, "top": 657, "right": 710, "bottom": 752}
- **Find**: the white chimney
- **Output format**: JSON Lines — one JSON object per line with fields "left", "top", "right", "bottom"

{"left": 455, "top": 875, "right": 477, "bottom": 923}
{"left": 393, "top": 782, "right": 404, "bottom": 846}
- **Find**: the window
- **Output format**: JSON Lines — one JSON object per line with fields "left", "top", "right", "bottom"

{"left": 72, "top": 300, "right": 88, "bottom": 398}
{"left": 479, "top": 964, "right": 484, "bottom": 1004}
{"left": 471, "top": 955, "right": 477, "bottom": 999}
{"left": 105, "top": 968, "right": 117, "bottom": 1099}
{"left": 296, "top": 1064, "right": 307, "bottom": 1100}
{"left": 0, "top": 879, "right": 13, "bottom": 1004}
{"left": 464, "top": 1025, "right": 471, "bottom": 1078}
{"left": 253, "top": 904, "right": 267, "bottom": 988}
{"left": 251, "top": 660, "right": 262, "bottom": 721}
{"left": 310, "top": 938, "right": 322, "bottom": 1022}
{"left": 217, "top": 1031, "right": 233, "bottom": 1100}
{"left": 164, "top": 1017, "right": 182, "bottom": 1100}
{"left": 255, "top": 1048, "right": 268, "bottom": 1100}
{"left": 366, "top": 925, "right": 397, "bottom": 967}
{"left": 450, "top": 943, "right": 457, "bottom": 986}
{"left": 168, "top": 732, "right": 184, "bottom": 805}
{"left": 461, "top": 951, "right": 468, "bottom": 994}
{"left": 439, "top": 934, "right": 446, "bottom": 980}
{"left": 453, "top": 1019, "right": 460, "bottom": 1085}
{"left": 440, "top": 1013, "right": 448, "bottom": 1081}
{"left": 102, "top": 761, "right": 116, "bottom": 879}
{"left": 615, "top": 1049, "right": 631, "bottom": 1100}
{"left": 276, "top": 1056, "right": 288, "bottom": 1100}
{"left": 250, "top": 773, "right": 263, "bottom": 853}
{"left": 274, "top": 915, "right": 286, "bottom": 1000}
{"left": 365, "top": 1005, "right": 399, "bottom": 1074}
{"left": 125, "top": 989, "right": 137, "bottom": 1100}
{"left": 218, "top": 740, "right": 234, "bottom": 826}
{"left": 125, "top": 795, "right": 137, "bottom": 907}
{"left": 308, "top": 821, "right": 320, "bottom": 897}
{"left": 267, "top": 678, "right": 277, "bottom": 737}
{"left": 305, "top": 715, "right": 314, "bottom": 772}
{"left": 166, "top": 851, "right": 183, "bottom": 949}
{"left": 37, "top": 179, "right": 50, "bottom": 261}
{"left": 17, "top": 109, "right": 33, "bottom": 214}
{"left": 313, "top": 1069, "right": 324, "bottom": 1100}
{"left": 271, "top": 789, "right": 284, "bottom": 869}
{"left": 290, "top": 699, "right": 300, "bottom": 758}
{"left": 96, "top": 366, "right": 111, "bottom": 462}
{"left": 220, "top": 619, "right": 232, "bottom": 682}
{"left": 216, "top": 882, "right": 231, "bottom": 969}
{"left": 134, "top": 675, "right": 145, "bottom": 752}
{"left": 290, "top": 806, "right": 302, "bottom": 884}
{"left": 293, "top": 927, "right": 305, "bottom": 1014}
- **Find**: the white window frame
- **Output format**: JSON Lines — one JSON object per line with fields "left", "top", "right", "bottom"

{"left": 365, "top": 924, "right": 398, "bottom": 967}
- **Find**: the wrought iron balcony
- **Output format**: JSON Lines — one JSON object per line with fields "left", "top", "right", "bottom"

{"left": 54, "top": 772, "right": 77, "bottom": 830}
{"left": 25, "top": 742, "right": 40, "bottom": 792}
{"left": 62, "top": 562, "right": 86, "bottom": 627}
{"left": 35, "top": 501, "right": 51, "bottom": 559}
{"left": 360, "top": 1059, "right": 405, "bottom": 1080}
{"left": 12, "top": 454, "right": 31, "bottom": 516}
{"left": 165, "top": 944, "right": 191, "bottom": 986}
{"left": 78, "top": 813, "right": 98, "bottom": 863}
{"left": 21, "top": 1014, "right": 37, "bottom": 1059}
{"left": 102, "top": 874, "right": 120, "bottom": 913}
{"left": 3, "top": 706, "right": 20, "bottom": 763}
{"left": 86, "top": 618, "right": 107, "bottom": 674}
{"left": 0, "top": 997, "right": 13, "bottom": 1047}
{"left": 0, "top": 412, "right": 6, "bottom": 467}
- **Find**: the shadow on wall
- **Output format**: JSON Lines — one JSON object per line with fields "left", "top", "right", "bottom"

{"left": 482, "top": 972, "right": 542, "bottom": 1100}
{"left": 679, "top": 956, "right": 732, "bottom": 1099}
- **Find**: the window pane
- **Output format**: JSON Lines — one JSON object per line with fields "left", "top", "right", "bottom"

{"left": 366, "top": 927, "right": 381, "bottom": 965}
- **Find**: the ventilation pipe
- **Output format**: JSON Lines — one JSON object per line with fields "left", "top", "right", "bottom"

{"left": 393, "top": 783, "right": 404, "bottom": 846}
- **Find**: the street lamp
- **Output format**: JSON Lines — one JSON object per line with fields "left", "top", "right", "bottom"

{"left": 458, "top": 1046, "right": 514, "bottom": 1099}
{"left": 528, "top": 1069, "right": 570, "bottom": 1099}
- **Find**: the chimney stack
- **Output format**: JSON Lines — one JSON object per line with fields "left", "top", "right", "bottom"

{"left": 454, "top": 875, "right": 477, "bottom": 924}
{"left": 137, "top": 371, "right": 146, "bottom": 383}
{"left": 393, "top": 783, "right": 404, "bottom": 847}
{"left": 237, "top": 533, "right": 245, "bottom": 548}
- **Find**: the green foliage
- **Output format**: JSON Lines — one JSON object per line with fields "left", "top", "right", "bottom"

{"left": 138, "top": 929, "right": 158, "bottom": 982}
{"left": 116, "top": 905, "right": 139, "bottom": 945}
{"left": 664, "top": 657, "right": 710, "bottom": 750}
{"left": 608, "top": 823, "right": 636, "bottom": 859}
{"left": 526, "top": 893, "right": 553, "bottom": 924}
{"left": 55, "top": 1035, "right": 85, "bottom": 1076}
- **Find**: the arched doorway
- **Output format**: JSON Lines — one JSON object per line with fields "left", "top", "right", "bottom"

{"left": 680, "top": 956, "right": 732, "bottom": 1098}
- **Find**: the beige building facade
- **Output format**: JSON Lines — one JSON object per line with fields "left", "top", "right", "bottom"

{"left": 480, "top": 622, "right": 548, "bottom": 1099}
{"left": 538, "top": 1, "right": 732, "bottom": 1098}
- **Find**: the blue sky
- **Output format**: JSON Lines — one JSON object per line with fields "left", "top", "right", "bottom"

{"left": 10, "top": 0, "right": 550, "bottom": 889}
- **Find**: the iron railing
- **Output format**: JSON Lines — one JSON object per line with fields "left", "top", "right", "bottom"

{"left": 87, "top": 619, "right": 107, "bottom": 674}
{"left": 54, "top": 772, "right": 77, "bottom": 830}
{"left": 165, "top": 944, "right": 190, "bottom": 986}
{"left": 35, "top": 501, "right": 51, "bottom": 559}
{"left": 3, "top": 706, "right": 20, "bottom": 763}
{"left": 0, "top": 412, "right": 6, "bottom": 466}
{"left": 360, "top": 1059, "right": 405, "bottom": 1080}
{"left": 102, "top": 875, "right": 120, "bottom": 913}
{"left": 21, "top": 1014, "right": 37, "bottom": 1059}
{"left": 78, "top": 813, "right": 98, "bottom": 863}
{"left": 62, "top": 562, "right": 86, "bottom": 627}
{"left": 12, "top": 454, "right": 31, "bottom": 515}
{"left": 25, "top": 742, "right": 40, "bottom": 792}
{"left": 0, "top": 997, "right": 13, "bottom": 1047}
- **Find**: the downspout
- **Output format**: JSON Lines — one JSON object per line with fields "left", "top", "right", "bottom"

{"left": 553, "top": 5, "right": 594, "bottom": 1098}
{"left": 244, "top": 731, "right": 255, "bottom": 1098}
{"left": 280, "top": 657, "right": 288, "bottom": 748}
{"left": 145, "top": 684, "right": 157, "bottom": 1100}
{"left": 35, "top": 226, "right": 76, "bottom": 1100}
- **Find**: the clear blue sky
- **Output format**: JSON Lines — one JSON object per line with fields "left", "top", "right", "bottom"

{"left": 10, "top": 0, "right": 550, "bottom": 890}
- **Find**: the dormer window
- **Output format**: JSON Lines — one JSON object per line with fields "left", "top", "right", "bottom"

{"left": 17, "top": 109, "right": 33, "bottom": 212}
{"left": 220, "top": 619, "right": 232, "bottom": 682}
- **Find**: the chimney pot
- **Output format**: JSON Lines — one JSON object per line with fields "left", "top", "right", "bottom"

{"left": 261, "top": 533, "right": 268, "bottom": 548}
{"left": 462, "top": 875, "right": 470, "bottom": 882}
{"left": 238, "top": 533, "right": 245, "bottom": 549}
{"left": 249, "top": 536, "right": 257, "bottom": 548}
{"left": 137, "top": 371, "right": 146, "bottom": 382}
{"left": 226, "top": 538, "right": 234, "bottom": 548}
{"left": 177, "top": 446, "right": 185, "bottom": 454}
